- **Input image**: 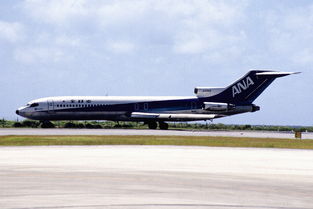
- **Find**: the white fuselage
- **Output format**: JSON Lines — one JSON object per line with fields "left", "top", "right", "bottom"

{"left": 18, "top": 70, "right": 294, "bottom": 123}
{"left": 16, "top": 96, "right": 253, "bottom": 122}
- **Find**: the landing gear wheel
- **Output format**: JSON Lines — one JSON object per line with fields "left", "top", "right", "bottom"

{"left": 148, "top": 122, "right": 157, "bottom": 129}
{"left": 40, "top": 121, "right": 55, "bottom": 128}
{"left": 159, "top": 122, "right": 168, "bottom": 130}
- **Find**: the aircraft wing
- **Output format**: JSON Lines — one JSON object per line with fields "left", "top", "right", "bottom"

{"left": 130, "top": 112, "right": 218, "bottom": 121}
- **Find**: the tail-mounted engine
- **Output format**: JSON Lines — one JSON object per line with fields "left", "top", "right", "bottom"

{"left": 194, "top": 87, "right": 225, "bottom": 98}
{"left": 203, "top": 102, "right": 235, "bottom": 111}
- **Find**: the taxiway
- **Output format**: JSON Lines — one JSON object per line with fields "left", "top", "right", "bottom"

{"left": 1, "top": 146, "right": 313, "bottom": 209}
{"left": 0, "top": 128, "right": 313, "bottom": 139}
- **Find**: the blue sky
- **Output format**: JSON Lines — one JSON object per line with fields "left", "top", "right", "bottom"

{"left": 0, "top": 0, "right": 312, "bottom": 125}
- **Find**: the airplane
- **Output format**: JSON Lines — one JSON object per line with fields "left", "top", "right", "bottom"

{"left": 16, "top": 70, "right": 299, "bottom": 129}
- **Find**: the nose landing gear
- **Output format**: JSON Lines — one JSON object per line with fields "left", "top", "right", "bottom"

{"left": 40, "top": 121, "right": 55, "bottom": 128}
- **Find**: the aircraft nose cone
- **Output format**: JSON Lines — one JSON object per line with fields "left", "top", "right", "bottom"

{"left": 16, "top": 110, "right": 20, "bottom": 115}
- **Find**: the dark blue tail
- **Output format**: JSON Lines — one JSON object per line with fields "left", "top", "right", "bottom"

{"left": 207, "top": 70, "right": 297, "bottom": 105}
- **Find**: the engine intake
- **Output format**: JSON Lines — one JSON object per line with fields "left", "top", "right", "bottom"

{"left": 194, "top": 87, "right": 225, "bottom": 98}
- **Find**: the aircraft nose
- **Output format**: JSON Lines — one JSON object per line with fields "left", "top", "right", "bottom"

{"left": 16, "top": 107, "right": 25, "bottom": 116}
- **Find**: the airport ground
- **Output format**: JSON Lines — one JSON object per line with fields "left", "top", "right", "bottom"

{"left": 1, "top": 128, "right": 313, "bottom": 139}
{"left": 1, "top": 129, "right": 313, "bottom": 209}
{"left": 1, "top": 145, "right": 313, "bottom": 209}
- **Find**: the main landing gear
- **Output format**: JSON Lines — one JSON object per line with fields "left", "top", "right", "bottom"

{"left": 147, "top": 121, "right": 169, "bottom": 130}
{"left": 148, "top": 121, "right": 157, "bottom": 129}
{"left": 159, "top": 122, "right": 169, "bottom": 130}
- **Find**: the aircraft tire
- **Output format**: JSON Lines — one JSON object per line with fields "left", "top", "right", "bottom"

{"left": 159, "top": 122, "right": 168, "bottom": 130}
{"left": 148, "top": 122, "right": 157, "bottom": 129}
{"left": 40, "top": 121, "right": 55, "bottom": 128}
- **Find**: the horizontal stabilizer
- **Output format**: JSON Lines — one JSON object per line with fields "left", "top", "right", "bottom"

{"left": 131, "top": 112, "right": 216, "bottom": 121}
{"left": 256, "top": 71, "right": 301, "bottom": 77}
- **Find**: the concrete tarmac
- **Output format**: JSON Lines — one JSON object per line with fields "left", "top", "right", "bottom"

{"left": 1, "top": 146, "right": 313, "bottom": 209}
{"left": 1, "top": 128, "right": 313, "bottom": 139}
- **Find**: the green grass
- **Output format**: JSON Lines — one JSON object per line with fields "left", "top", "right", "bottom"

{"left": 0, "top": 135, "right": 313, "bottom": 149}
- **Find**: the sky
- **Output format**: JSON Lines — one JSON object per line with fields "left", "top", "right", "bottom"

{"left": 0, "top": 0, "right": 312, "bottom": 126}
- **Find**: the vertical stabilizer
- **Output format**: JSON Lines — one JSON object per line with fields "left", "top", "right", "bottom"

{"left": 207, "top": 70, "right": 299, "bottom": 105}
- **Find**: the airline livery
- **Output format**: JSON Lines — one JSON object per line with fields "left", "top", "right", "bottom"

{"left": 16, "top": 70, "right": 299, "bottom": 129}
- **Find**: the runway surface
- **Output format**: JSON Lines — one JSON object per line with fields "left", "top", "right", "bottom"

{"left": 1, "top": 128, "right": 313, "bottom": 139}
{"left": 1, "top": 146, "right": 313, "bottom": 209}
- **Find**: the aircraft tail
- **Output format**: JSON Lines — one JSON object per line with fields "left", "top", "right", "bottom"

{"left": 208, "top": 70, "right": 299, "bottom": 105}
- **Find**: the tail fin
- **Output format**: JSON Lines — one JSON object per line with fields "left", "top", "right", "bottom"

{"left": 209, "top": 70, "right": 299, "bottom": 105}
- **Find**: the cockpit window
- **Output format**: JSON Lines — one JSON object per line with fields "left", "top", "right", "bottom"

{"left": 30, "top": 103, "right": 39, "bottom": 107}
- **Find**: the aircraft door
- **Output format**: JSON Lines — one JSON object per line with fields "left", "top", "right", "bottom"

{"left": 144, "top": 103, "right": 149, "bottom": 111}
{"left": 47, "top": 100, "right": 54, "bottom": 113}
{"left": 191, "top": 102, "right": 197, "bottom": 112}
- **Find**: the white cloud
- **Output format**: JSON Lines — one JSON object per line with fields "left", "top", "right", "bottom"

{"left": 106, "top": 40, "right": 136, "bottom": 54}
{"left": 55, "top": 35, "right": 81, "bottom": 47}
{"left": 0, "top": 21, "right": 24, "bottom": 42}
{"left": 21, "top": 0, "right": 248, "bottom": 56}
{"left": 173, "top": 29, "right": 242, "bottom": 54}
{"left": 265, "top": 4, "right": 313, "bottom": 65}
{"left": 96, "top": 1, "right": 148, "bottom": 27}
{"left": 169, "top": 0, "right": 247, "bottom": 54}
{"left": 11, "top": 32, "right": 81, "bottom": 64}
{"left": 23, "top": 0, "right": 87, "bottom": 25}
{"left": 14, "top": 46, "right": 66, "bottom": 64}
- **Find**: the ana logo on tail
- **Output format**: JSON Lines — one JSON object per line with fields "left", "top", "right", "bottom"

{"left": 232, "top": 76, "right": 254, "bottom": 97}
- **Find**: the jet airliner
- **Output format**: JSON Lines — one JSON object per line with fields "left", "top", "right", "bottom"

{"left": 16, "top": 70, "right": 299, "bottom": 129}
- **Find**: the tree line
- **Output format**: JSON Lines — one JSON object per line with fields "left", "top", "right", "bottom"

{"left": 0, "top": 119, "right": 311, "bottom": 132}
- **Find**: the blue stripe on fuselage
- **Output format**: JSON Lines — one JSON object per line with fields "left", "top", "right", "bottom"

{"left": 45, "top": 97, "right": 202, "bottom": 113}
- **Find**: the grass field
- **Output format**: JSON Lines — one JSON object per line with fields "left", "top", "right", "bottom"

{"left": 0, "top": 135, "right": 313, "bottom": 149}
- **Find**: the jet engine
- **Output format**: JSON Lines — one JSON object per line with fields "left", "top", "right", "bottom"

{"left": 203, "top": 102, "right": 235, "bottom": 111}
{"left": 194, "top": 87, "right": 225, "bottom": 97}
